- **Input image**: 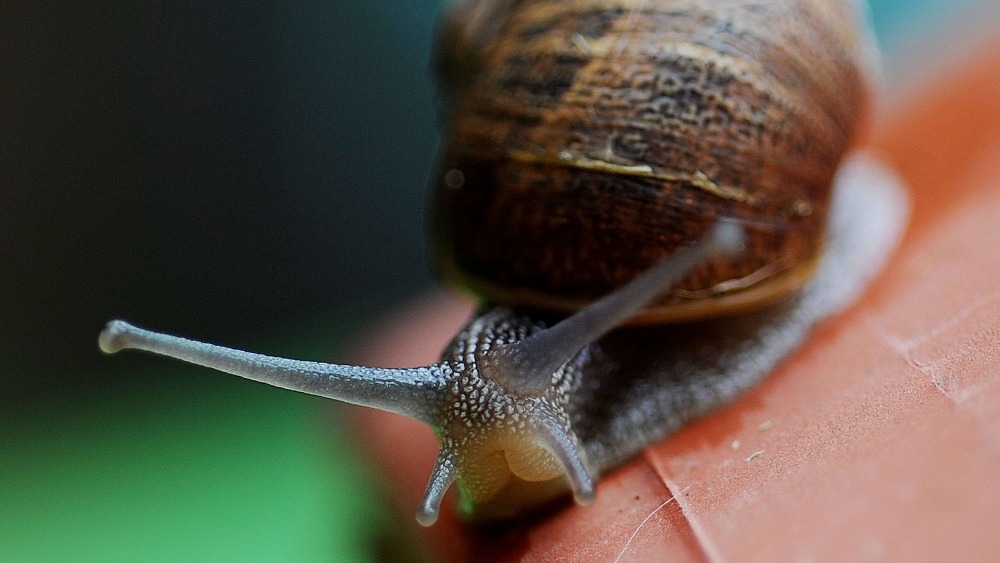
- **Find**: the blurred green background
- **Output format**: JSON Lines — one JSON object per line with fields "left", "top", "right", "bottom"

{"left": 2, "top": 1, "right": 996, "bottom": 560}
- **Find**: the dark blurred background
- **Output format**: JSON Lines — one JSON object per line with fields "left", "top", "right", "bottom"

{"left": 2, "top": 0, "right": 996, "bottom": 560}
{"left": 4, "top": 0, "right": 442, "bottom": 386}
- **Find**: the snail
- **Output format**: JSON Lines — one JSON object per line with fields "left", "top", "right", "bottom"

{"left": 99, "top": 0, "right": 909, "bottom": 526}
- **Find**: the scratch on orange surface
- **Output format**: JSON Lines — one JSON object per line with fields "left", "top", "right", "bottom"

{"left": 664, "top": 477, "right": 724, "bottom": 563}
{"left": 884, "top": 293, "right": 1000, "bottom": 403}
{"left": 612, "top": 485, "right": 688, "bottom": 563}
{"left": 865, "top": 139, "right": 1000, "bottom": 416}
{"left": 884, "top": 293, "right": 1000, "bottom": 355}
{"left": 645, "top": 451, "right": 726, "bottom": 563}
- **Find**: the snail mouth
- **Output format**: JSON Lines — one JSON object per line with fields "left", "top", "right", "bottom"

{"left": 456, "top": 440, "right": 579, "bottom": 523}
{"left": 461, "top": 475, "right": 575, "bottom": 524}
{"left": 458, "top": 436, "right": 564, "bottom": 506}
{"left": 504, "top": 440, "right": 563, "bottom": 482}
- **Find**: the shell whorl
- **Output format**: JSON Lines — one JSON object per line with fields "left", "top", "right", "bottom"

{"left": 432, "top": 0, "right": 872, "bottom": 320}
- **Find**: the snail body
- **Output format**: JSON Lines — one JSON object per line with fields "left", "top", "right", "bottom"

{"left": 100, "top": 0, "right": 908, "bottom": 525}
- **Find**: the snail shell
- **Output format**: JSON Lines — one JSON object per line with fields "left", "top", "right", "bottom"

{"left": 433, "top": 0, "right": 873, "bottom": 322}
{"left": 99, "top": 0, "right": 908, "bottom": 526}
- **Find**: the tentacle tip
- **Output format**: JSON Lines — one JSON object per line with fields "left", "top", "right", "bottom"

{"left": 571, "top": 479, "right": 596, "bottom": 506}
{"left": 415, "top": 451, "right": 456, "bottom": 527}
{"left": 712, "top": 220, "right": 747, "bottom": 256}
{"left": 99, "top": 320, "right": 134, "bottom": 354}
{"left": 415, "top": 504, "right": 440, "bottom": 527}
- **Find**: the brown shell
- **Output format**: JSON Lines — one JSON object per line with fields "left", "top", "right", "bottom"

{"left": 431, "top": 0, "right": 873, "bottom": 322}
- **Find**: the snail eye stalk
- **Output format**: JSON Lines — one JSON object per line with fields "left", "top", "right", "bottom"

{"left": 490, "top": 222, "right": 746, "bottom": 393}
{"left": 99, "top": 320, "right": 450, "bottom": 424}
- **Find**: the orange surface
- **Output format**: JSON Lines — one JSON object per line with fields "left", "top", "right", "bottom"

{"left": 351, "top": 36, "right": 1000, "bottom": 561}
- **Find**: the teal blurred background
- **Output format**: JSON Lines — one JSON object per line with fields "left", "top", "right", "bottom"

{"left": 2, "top": 1, "right": 996, "bottom": 560}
